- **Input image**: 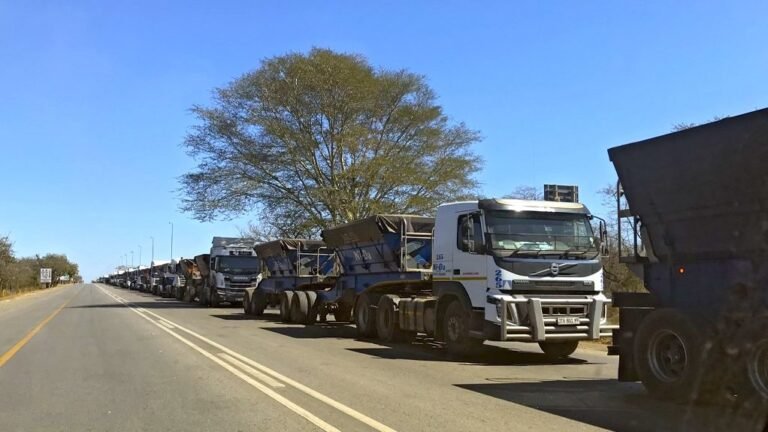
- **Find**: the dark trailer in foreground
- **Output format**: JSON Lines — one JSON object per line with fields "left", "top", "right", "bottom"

{"left": 608, "top": 108, "right": 768, "bottom": 418}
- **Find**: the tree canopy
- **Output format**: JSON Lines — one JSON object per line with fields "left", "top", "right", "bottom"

{"left": 0, "top": 234, "right": 80, "bottom": 294}
{"left": 180, "top": 48, "right": 482, "bottom": 236}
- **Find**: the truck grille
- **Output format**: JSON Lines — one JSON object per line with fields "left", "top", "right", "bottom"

{"left": 227, "top": 281, "right": 255, "bottom": 289}
{"left": 542, "top": 305, "right": 588, "bottom": 317}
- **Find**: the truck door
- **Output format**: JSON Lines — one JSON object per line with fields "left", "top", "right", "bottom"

{"left": 454, "top": 212, "right": 487, "bottom": 307}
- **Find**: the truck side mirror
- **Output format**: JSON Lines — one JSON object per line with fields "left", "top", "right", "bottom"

{"left": 598, "top": 220, "right": 609, "bottom": 257}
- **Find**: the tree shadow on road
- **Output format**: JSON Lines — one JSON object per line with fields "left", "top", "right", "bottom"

{"left": 455, "top": 379, "right": 768, "bottom": 432}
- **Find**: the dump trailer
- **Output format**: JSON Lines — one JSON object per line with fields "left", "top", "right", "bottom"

{"left": 195, "top": 254, "right": 211, "bottom": 303}
{"left": 198, "top": 237, "right": 261, "bottom": 307}
{"left": 608, "top": 109, "right": 768, "bottom": 415}
{"left": 285, "top": 204, "right": 615, "bottom": 358}
{"left": 179, "top": 258, "right": 203, "bottom": 303}
{"left": 246, "top": 239, "right": 335, "bottom": 317}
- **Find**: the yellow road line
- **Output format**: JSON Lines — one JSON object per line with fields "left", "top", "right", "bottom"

{"left": 0, "top": 291, "right": 78, "bottom": 367}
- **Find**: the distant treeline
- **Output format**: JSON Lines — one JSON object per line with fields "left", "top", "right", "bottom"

{"left": 0, "top": 235, "right": 80, "bottom": 296}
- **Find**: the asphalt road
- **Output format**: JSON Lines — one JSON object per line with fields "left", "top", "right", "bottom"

{"left": 0, "top": 283, "right": 765, "bottom": 432}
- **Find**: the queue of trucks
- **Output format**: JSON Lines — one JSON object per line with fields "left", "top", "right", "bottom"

{"left": 105, "top": 193, "right": 616, "bottom": 359}
{"left": 100, "top": 108, "right": 768, "bottom": 411}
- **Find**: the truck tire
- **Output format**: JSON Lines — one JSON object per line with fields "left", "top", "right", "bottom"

{"left": 243, "top": 291, "right": 253, "bottom": 315}
{"left": 290, "top": 291, "right": 310, "bottom": 323}
{"left": 746, "top": 319, "right": 768, "bottom": 401}
{"left": 280, "top": 291, "right": 295, "bottom": 323}
{"left": 354, "top": 293, "right": 378, "bottom": 338}
{"left": 443, "top": 300, "right": 482, "bottom": 355}
{"left": 210, "top": 290, "right": 220, "bottom": 308}
{"left": 198, "top": 284, "right": 210, "bottom": 307}
{"left": 334, "top": 302, "right": 352, "bottom": 323}
{"left": 634, "top": 308, "right": 705, "bottom": 403}
{"left": 175, "top": 285, "right": 185, "bottom": 301}
{"left": 539, "top": 341, "right": 579, "bottom": 360}
{"left": 376, "top": 295, "right": 415, "bottom": 343}
{"left": 304, "top": 291, "right": 319, "bottom": 325}
{"left": 252, "top": 290, "right": 267, "bottom": 316}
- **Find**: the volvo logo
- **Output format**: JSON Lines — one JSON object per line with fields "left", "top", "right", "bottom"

{"left": 550, "top": 263, "right": 560, "bottom": 276}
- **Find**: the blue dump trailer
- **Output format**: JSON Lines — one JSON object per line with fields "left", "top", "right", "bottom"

{"left": 243, "top": 239, "right": 335, "bottom": 318}
{"left": 279, "top": 215, "right": 434, "bottom": 332}
{"left": 608, "top": 108, "right": 768, "bottom": 420}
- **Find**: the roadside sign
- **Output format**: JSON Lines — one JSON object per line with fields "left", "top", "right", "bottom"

{"left": 40, "top": 268, "right": 53, "bottom": 284}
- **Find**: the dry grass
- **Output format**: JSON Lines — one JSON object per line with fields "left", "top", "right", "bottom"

{"left": 0, "top": 285, "right": 51, "bottom": 300}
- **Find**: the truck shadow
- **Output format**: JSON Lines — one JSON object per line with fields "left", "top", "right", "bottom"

{"left": 347, "top": 342, "right": 594, "bottom": 366}
{"left": 262, "top": 323, "right": 360, "bottom": 339}
{"left": 455, "top": 379, "right": 767, "bottom": 432}
{"left": 263, "top": 324, "right": 595, "bottom": 366}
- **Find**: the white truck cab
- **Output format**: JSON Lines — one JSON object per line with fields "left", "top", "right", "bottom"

{"left": 429, "top": 199, "right": 614, "bottom": 356}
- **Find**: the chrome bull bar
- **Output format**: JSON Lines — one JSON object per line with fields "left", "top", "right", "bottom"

{"left": 494, "top": 295, "right": 618, "bottom": 342}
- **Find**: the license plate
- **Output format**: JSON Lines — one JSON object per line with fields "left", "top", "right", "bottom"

{"left": 557, "top": 317, "right": 580, "bottom": 325}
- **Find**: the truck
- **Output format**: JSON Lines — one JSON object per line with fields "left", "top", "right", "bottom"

{"left": 198, "top": 237, "right": 261, "bottom": 307}
{"left": 149, "top": 260, "right": 169, "bottom": 295}
{"left": 281, "top": 200, "right": 615, "bottom": 358}
{"left": 168, "top": 259, "right": 187, "bottom": 300}
{"left": 155, "top": 260, "right": 179, "bottom": 298}
{"left": 607, "top": 109, "right": 768, "bottom": 415}
{"left": 244, "top": 239, "right": 335, "bottom": 317}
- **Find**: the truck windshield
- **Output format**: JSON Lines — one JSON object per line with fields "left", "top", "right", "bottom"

{"left": 485, "top": 210, "right": 597, "bottom": 257}
{"left": 216, "top": 256, "right": 260, "bottom": 274}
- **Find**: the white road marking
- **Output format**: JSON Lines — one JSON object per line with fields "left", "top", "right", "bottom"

{"left": 96, "top": 285, "right": 340, "bottom": 432}
{"left": 157, "top": 320, "right": 175, "bottom": 329}
{"left": 123, "top": 294, "right": 399, "bottom": 432}
{"left": 218, "top": 353, "right": 285, "bottom": 388}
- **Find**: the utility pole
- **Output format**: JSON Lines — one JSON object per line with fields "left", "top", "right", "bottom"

{"left": 169, "top": 222, "right": 174, "bottom": 260}
{"left": 150, "top": 236, "right": 154, "bottom": 265}
{"left": 130, "top": 250, "right": 134, "bottom": 267}
{"left": 138, "top": 245, "right": 142, "bottom": 268}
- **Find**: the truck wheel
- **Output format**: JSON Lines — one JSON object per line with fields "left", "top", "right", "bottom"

{"left": 334, "top": 302, "right": 352, "bottom": 323}
{"left": 279, "top": 291, "right": 295, "bottom": 323}
{"left": 290, "top": 291, "right": 309, "bottom": 323}
{"left": 747, "top": 320, "right": 768, "bottom": 401}
{"left": 443, "top": 300, "right": 482, "bottom": 355}
{"left": 376, "top": 295, "right": 414, "bottom": 343}
{"left": 198, "top": 284, "right": 209, "bottom": 306}
{"left": 539, "top": 341, "right": 579, "bottom": 360}
{"left": 304, "top": 292, "right": 319, "bottom": 325}
{"left": 252, "top": 290, "right": 267, "bottom": 316}
{"left": 634, "top": 309, "right": 704, "bottom": 403}
{"left": 175, "top": 286, "right": 185, "bottom": 301}
{"left": 354, "top": 293, "right": 378, "bottom": 338}
{"left": 210, "top": 290, "right": 220, "bottom": 308}
{"left": 243, "top": 291, "right": 253, "bottom": 315}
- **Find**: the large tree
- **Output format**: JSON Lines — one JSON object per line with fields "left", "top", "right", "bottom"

{"left": 180, "top": 48, "right": 482, "bottom": 236}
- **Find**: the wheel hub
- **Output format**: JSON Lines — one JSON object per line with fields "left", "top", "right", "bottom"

{"left": 648, "top": 330, "right": 688, "bottom": 383}
{"left": 447, "top": 316, "right": 460, "bottom": 341}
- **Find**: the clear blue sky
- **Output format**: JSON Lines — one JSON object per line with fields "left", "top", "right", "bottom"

{"left": 1, "top": 1, "right": 766, "bottom": 281}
